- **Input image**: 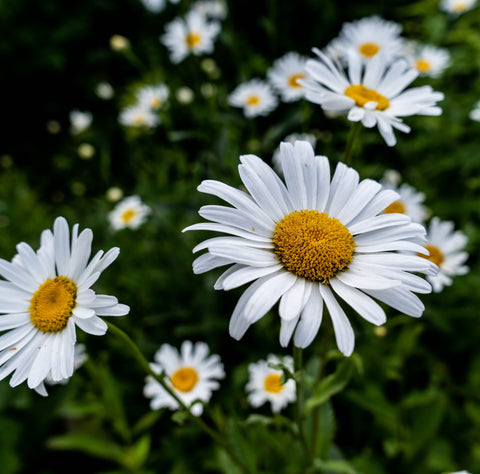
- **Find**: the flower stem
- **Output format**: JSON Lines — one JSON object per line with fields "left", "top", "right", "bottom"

{"left": 342, "top": 121, "right": 361, "bottom": 165}
{"left": 293, "top": 346, "right": 310, "bottom": 460}
{"left": 106, "top": 321, "right": 251, "bottom": 474}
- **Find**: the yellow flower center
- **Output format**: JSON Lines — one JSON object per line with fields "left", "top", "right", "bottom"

{"left": 383, "top": 200, "right": 406, "bottom": 214}
{"left": 264, "top": 373, "right": 284, "bottom": 394}
{"left": 186, "top": 32, "right": 201, "bottom": 48}
{"left": 418, "top": 244, "right": 444, "bottom": 267}
{"left": 415, "top": 58, "right": 432, "bottom": 73}
{"left": 29, "top": 276, "right": 77, "bottom": 333}
{"left": 121, "top": 209, "right": 136, "bottom": 224}
{"left": 150, "top": 97, "right": 162, "bottom": 108}
{"left": 273, "top": 210, "right": 356, "bottom": 283}
{"left": 288, "top": 73, "right": 305, "bottom": 88}
{"left": 453, "top": 1, "right": 468, "bottom": 11}
{"left": 134, "top": 116, "right": 146, "bottom": 125}
{"left": 170, "top": 367, "right": 199, "bottom": 392}
{"left": 344, "top": 84, "right": 390, "bottom": 111}
{"left": 246, "top": 95, "right": 260, "bottom": 106}
{"left": 359, "top": 42, "right": 380, "bottom": 58}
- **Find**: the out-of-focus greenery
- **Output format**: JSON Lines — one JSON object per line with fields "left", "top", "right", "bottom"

{"left": 1, "top": 0, "right": 480, "bottom": 473}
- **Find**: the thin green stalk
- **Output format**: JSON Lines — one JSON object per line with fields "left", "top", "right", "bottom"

{"left": 342, "top": 121, "right": 362, "bottom": 165}
{"left": 293, "top": 346, "right": 310, "bottom": 460}
{"left": 106, "top": 321, "right": 251, "bottom": 474}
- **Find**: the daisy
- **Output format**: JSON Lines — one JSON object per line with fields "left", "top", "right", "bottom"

{"left": 108, "top": 195, "right": 151, "bottom": 231}
{"left": 440, "top": 0, "right": 477, "bottom": 15}
{"left": 139, "top": 0, "right": 166, "bottom": 13}
{"left": 267, "top": 52, "right": 310, "bottom": 102}
{"left": 119, "top": 104, "right": 160, "bottom": 128}
{"left": 406, "top": 43, "right": 451, "bottom": 78}
{"left": 69, "top": 110, "right": 92, "bottom": 135}
{"left": 380, "top": 174, "right": 428, "bottom": 223}
{"left": 135, "top": 84, "right": 170, "bottom": 110}
{"left": 327, "top": 16, "right": 405, "bottom": 64}
{"left": 246, "top": 354, "right": 296, "bottom": 413}
{"left": 302, "top": 50, "right": 444, "bottom": 146}
{"left": 183, "top": 141, "right": 438, "bottom": 356}
{"left": 272, "top": 132, "right": 317, "bottom": 175}
{"left": 161, "top": 10, "right": 221, "bottom": 64}
{"left": 469, "top": 100, "right": 480, "bottom": 121}
{"left": 419, "top": 217, "right": 469, "bottom": 292}
{"left": 191, "top": 0, "right": 227, "bottom": 20}
{"left": 0, "top": 217, "right": 129, "bottom": 394}
{"left": 228, "top": 79, "right": 278, "bottom": 118}
{"left": 143, "top": 341, "right": 225, "bottom": 416}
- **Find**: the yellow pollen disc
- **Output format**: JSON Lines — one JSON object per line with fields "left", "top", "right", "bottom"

{"left": 415, "top": 58, "right": 431, "bottom": 73}
{"left": 344, "top": 84, "right": 390, "bottom": 111}
{"left": 264, "top": 373, "right": 284, "bottom": 394}
{"left": 134, "top": 116, "right": 146, "bottom": 125}
{"left": 246, "top": 95, "right": 260, "bottom": 106}
{"left": 418, "top": 244, "right": 444, "bottom": 267}
{"left": 29, "top": 276, "right": 77, "bottom": 333}
{"left": 150, "top": 97, "right": 162, "bottom": 108}
{"left": 453, "top": 1, "right": 468, "bottom": 11}
{"left": 121, "top": 209, "right": 136, "bottom": 224}
{"left": 383, "top": 200, "right": 406, "bottom": 214}
{"left": 186, "top": 32, "right": 201, "bottom": 48}
{"left": 170, "top": 367, "right": 199, "bottom": 392}
{"left": 288, "top": 73, "right": 305, "bottom": 88}
{"left": 273, "top": 210, "right": 356, "bottom": 283}
{"left": 359, "top": 42, "right": 380, "bottom": 58}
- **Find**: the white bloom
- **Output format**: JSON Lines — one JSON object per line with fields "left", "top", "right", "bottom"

{"left": 406, "top": 43, "right": 451, "bottom": 78}
{"left": 143, "top": 341, "right": 225, "bottom": 416}
{"left": 191, "top": 0, "right": 227, "bottom": 20}
{"left": 267, "top": 52, "right": 310, "bottom": 102}
{"left": 108, "top": 195, "right": 151, "bottom": 231}
{"left": 303, "top": 50, "right": 444, "bottom": 146}
{"left": 95, "top": 82, "right": 114, "bottom": 100}
{"left": 272, "top": 133, "right": 317, "bottom": 175}
{"left": 139, "top": 0, "right": 166, "bottom": 12}
{"left": 184, "top": 141, "right": 437, "bottom": 356}
{"left": 327, "top": 16, "right": 405, "bottom": 64}
{"left": 119, "top": 104, "right": 160, "bottom": 128}
{"left": 44, "top": 343, "right": 88, "bottom": 388}
{"left": 228, "top": 79, "right": 278, "bottom": 117}
{"left": 469, "top": 100, "right": 480, "bottom": 121}
{"left": 420, "top": 217, "right": 469, "bottom": 292}
{"left": 246, "top": 354, "right": 296, "bottom": 413}
{"left": 0, "top": 217, "right": 129, "bottom": 394}
{"left": 136, "top": 84, "right": 169, "bottom": 110}
{"left": 161, "top": 11, "right": 221, "bottom": 63}
{"left": 69, "top": 110, "right": 92, "bottom": 135}
{"left": 440, "top": 0, "right": 477, "bottom": 14}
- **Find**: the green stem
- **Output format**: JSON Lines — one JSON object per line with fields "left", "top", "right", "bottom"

{"left": 293, "top": 346, "right": 310, "bottom": 460}
{"left": 342, "top": 121, "right": 361, "bottom": 165}
{"left": 106, "top": 321, "right": 251, "bottom": 474}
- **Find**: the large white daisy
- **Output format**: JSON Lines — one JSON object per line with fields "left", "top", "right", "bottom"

{"left": 143, "top": 340, "right": 225, "bottom": 416}
{"left": 0, "top": 217, "right": 129, "bottom": 394}
{"left": 419, "top": 217, "right": 469, "bottom": 292}
{"left": 184, "top": 141, "right": 438, "bottom": 356}
{"left": 302, "top": 50, "right": 444, "bottom": 146}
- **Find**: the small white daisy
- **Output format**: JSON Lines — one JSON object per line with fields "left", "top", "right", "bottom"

{"left": 161, "top": 11, "right": 221, "bottom": 64}
{"left": 0, "top": 217, "right": 129, "bottom": 394}
{"left": 303, "top": 50, "right": 444, "bottom": 146}
{"left": 143, "top": 341, "right": 225, "bottom": 416}
{"left": 267, "top": 52, "right": 310, "bottom": 102}
{"left": 119, "top": 104, "right": 160, "bottom": 128}
{"left": 246, "top": 354, "right": 296, "bottom": 413}
{"left": 419, "top": 217, "right": 469, "bottom": 292}
{"left": 69, "top": 110, "right": 92, "bottom": 135}
{"left": 108, "top": 195, "right": 151, "bottom": 231}
{"left": 184, "top": 141, "right": 438, "bottom": 356}
{"left": 228, "top": 79, "right": 278, "bottom": 118}
{"left": 469, "top": 100, "right": 480, "bottom": 121}
{"left": 272, "top": 133, "right": 317, "bottom": 175}
{"left": 191, "top": 0, "right": 227, "bottom": 20}
{"left": 440, "top": 0, "right": 477, "bottom": 15}
{"left": 406, "top": 43, "right": 451, "bottom": 78}
{"left": 135, "top": 84, "right": 170, "bottom": 110}
{"left": 327, "top": 15, "right": 405, "bottom": 64}
{"left": 381, "top": 175, "right": 428, "bottom": 223}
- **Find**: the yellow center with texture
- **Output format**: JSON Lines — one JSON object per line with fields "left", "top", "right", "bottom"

{"left": 170, "top": 367, "right": 199, "bottom": 392}
{"left": 273, "top": 210, "right": 356, "bottom": 283}
{"left": 359, "top": 42, "right": 380, "bottom": 58}
{"left": 264, "top": 374, "right": 284, "bottom": 394}
{"left": 419, "top": 244, "right": 444, "bottom": 267}
{"left": 29, "top": 276, "right": 77, "bottom": 333}
{"left": 344, "top": 85, "right": 390, "bottom": 110}
{"left": 121, "top": 209, "right": 136, "bottom": 224}
{"left": 384, "top": 200, "right": 406, "bottom": 214}
{"left": 186, "top": 32, "right": 201, "bottom": 48}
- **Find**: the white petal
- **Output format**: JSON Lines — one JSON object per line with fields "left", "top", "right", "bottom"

{"left": 279, "top": 315, "right": 300, "bottom": 347}
{"left": 279, "top": 278, "right": 308, "bottom": 321}
{"left": 95, "top": 304, "right": 130, "bottom": 316}
{"left": 67, "top": 229, "right": 93, "bottom": 281}
{"left": 76, "top": 315, "right": 108, "bottom": 335}
{"left": 219, "top": 264, "right": 283, "bottom": 291}
{"left": 294, "top": 284, "right": 323, "bottom": 348}
{"left": 54, "top": 216, "right": 71, "bottom": 276}
{"left": 72, "top": 306, "right": 96, "bottom": 319}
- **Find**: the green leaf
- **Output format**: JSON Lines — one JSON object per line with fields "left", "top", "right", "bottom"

{"left": 313, "top": 458, "right": 359, "bottom": 474}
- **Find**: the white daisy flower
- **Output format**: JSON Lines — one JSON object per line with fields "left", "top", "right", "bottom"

{"left": 183, "top": 141, "right": 438, "bottom": 356}
{"left": 327, "top": 16, "right": 405, "bottom": 64}
{"left": 191, "top": 0, "right": 227, "bottom": 20}
{"left": 440, "top": 0, "right": 477, "bottom": 15}
{"left": 119, "top": 104, "right": 160, "bottom": 128}
{"left": 44, "top": 343, "right": 88, "bottom": 389}
{"left": 469, "top": 100, "right": 480, "bottom": 121}
{"left": 228, "top": 79, "right": 278, "bottom": 118}
{"left": 143, "top": 341, "right": 225, "bottom": 416}
{"left": 136, "top": 84, "right": 170, "bottom": 110}
{"left": 161, "top": 11, "right": 221, "bottom": 64}
{"left": 108, "top": 195, "right": 151, "bottom": 231}
{"left": 380, "top": 175, "right": 428, "bottom": 223}
{"left": 272, "top": 133, "right": 317, "bottom": 175}
{"left": 419, "top": 217, "right": 469, "bottom": 293}
{"left": 0, "top": 217, "right": 129, "bottom": 394}
{"left": 302, "top": 50, "right": 444, "bottom": 146}
{"left": 406, "top": 43, "right": 451, "bottom": 78}
{"left": 69, "top": 110, "right": 92, "bottom": 135}
{"left": 246, "top": 354, "right": 296, "bottom": 413}
{"left": 267, "top": 52, "right": 310, "bottom": 102}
